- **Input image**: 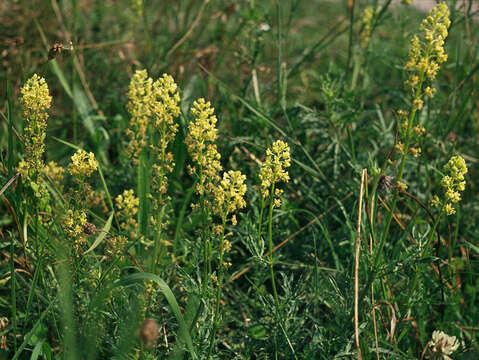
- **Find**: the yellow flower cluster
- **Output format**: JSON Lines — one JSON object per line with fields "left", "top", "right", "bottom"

{"left": 214, "top": 170, "right": 247, "bottom": 225}
{"left": 69, "top": 149, "right": 99, "bottom": 178}
{"left": 405, "top": 3, "right": 450, "bottom": 109}
{"left": 441, "top": 155, "right": 467, "bottom": 215}
{"left": 63, "top": 209, "right": 87, "bottom": 237}
{"left": 116, "top": 189, "right": 139, "bottom": 236}
{"left": 126, "top": 69, "right": 180, "bottom": 164}
{"left": 259, "top": 140, "right": 291, "bottom": 204}
{"left": 130, "top": 0, "right": 143, "bottom": 19}
{"left": 186, "top": 98, "right": 223, "bottom": 198}
{"left": 116, "top": 189, "right": 139, "bottom": 218}
{"left": 43, "top": 161, "right": 65, "bottom": 188}
{"left": 358, "top": 6, "right": 375, "bottom": 49}
{"left": 20, "top": 74, "right": 52, "bottom": 121}
{"left": 432, "top": 155, "right": 467, "bottom": 215}
{"left": 20, "top": 74, "right": 52, "bottom": 178}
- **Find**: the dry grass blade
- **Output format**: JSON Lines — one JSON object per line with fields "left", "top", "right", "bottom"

{"left": 354, "top": 169, "right": 366, "bottom": 360}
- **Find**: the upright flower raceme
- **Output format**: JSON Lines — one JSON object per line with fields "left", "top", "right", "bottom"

{"left": 19, "top": 74, "right": 52, "bottom": 179}
{"left": 358, "top": 6, "right": 375, "bottom": 49}
{"left": 185, "top": 98, "right": 223, "bottom": 205}
{"left": 126, "top": 69, "right": 180, "bottom": 170}
{"left": 116, "top": 189, "right": 140, "bottom": 236}
{"left": 259, "top": 140, "right": 291, "bottom": 207}
{"left": 69, "top": 149, "right": 99, "bottom": 179}
{"left": 431, "top": 155, "right": 467, "bottom": 216}
{"left": 214, "top": 170, "right": 247, "bottom": 226}
{"left": 405, "top": 2, "right": 450, "bottom": 110}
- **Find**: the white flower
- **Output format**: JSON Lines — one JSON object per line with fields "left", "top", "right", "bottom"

{"left": 429, "top": 330, "right": 459, "bottom": 359}
{"left": 259, "top": 23, "right": 271, "bottom": 32}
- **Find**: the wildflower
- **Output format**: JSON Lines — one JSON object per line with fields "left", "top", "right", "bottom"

{"left": 43, "top": 161, "right": 65, "bottom": 188}
{"left": 358, "top": 6, "right": 375, "bottom": 49}
{"left": 126, "top": 69, "right": 180, "bottom": 166}
{"left": 20, "top": 74, "right": 52, "bottom": 178}
{"left": 69, "top": 149, "right": 99, "bottom": 178}
{"left": 63, "top": 209, "right": 87, "bottom": 237}
{"left": 430, "top": 195, "right": 440, "bottom": 207}
{"left": 259, "top": 140, "right": 291, "bottom": 199}
{"left": 429, "top": 330, "right": 459, "bottom": 359}
{"left": 413, "top": 125, "right": 426, "bottom": 136}
{"left": 410, "top": 146, "right": 421, "bottom": 157}
{"left": 116, "top": 189, "right": 139, "bottom": 217}
{"left": 214, "top": 170, "right": 247, "bottom": 224}
{"left": 412, "top": 98, "right": 424, "bottom": 111}
{"left": 395, "top": 142, "right": 405, "bottom": 155}
{"left": 436, "top": 155, "right": 467, "bottom": 215}
{"left": 396, "top": 181, "right": 408, "bottom": 192}
{"left": 130, "top": 0, "right": 143, "bottom": 19}
{"left": 405, "top": 3, "right": 450, "bottom": 101}
{"left": 116, "top": 189, "right": 139, "bottom": 235}
{"left": 186, "top": 98, "right": 223, "bottom": 200}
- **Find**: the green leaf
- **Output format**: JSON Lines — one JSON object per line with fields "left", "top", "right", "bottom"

{"left": 248, "top": 324, "right": 269, "bottom": 340}
{"left": 84, "top": 212, "right": 114, "bottom": 255}
{"left": 30, "top": 341, "right": 43, "bottom": 360}
{"left": 115, "top": 273, "right": 197, "bottom": 360}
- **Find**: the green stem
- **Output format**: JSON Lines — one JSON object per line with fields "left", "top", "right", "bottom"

{"left": 206, "top": 215, "right": 227, "bottom": 359}
{"left": 10, "top": 232, "right": 17, "bottom": 351}
{"left": 257, "top": 196, "right": 265, "bottom": 240}
{"left": 421, "top": 202, "right": 446, "bottom": 258}
{"left": 152, "top": 124, "right": 167, "bottom": 272}
{"left": 267, "top": 183, "right": 281, "bottom": 310}
{"left": 373, "top": 71, "right": 426, "bottom": 269}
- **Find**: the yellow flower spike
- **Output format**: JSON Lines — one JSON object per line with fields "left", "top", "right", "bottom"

{"left": 405, "top": 2, "right": 450, "bottom": 104}
{"left": 214, "top": 170, "right": 247, "bottom": 224}
{"left": 259, "top": 140, "right": 291, "bottom": 199}
{"left": 435, "top": 155, "right": 467, "bottom": 216}
{"left": 69, "top": 149, "right": 99, "bottom": 178}
{"left": 358, "top": 6, "right": 375, "bottom": 49}
{"left": 20, "top": 74, "right": 52, "bottom": 119}
{"left": 20, "top": 74, "right": 52, "bottom": 178}
{"left": 186, "top": 98, "right": 223, "bottom": 200}
{"left": 126, "top": 69, "right": 180, "bottom": 165}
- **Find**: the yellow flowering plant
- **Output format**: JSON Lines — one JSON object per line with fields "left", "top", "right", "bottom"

{"left": 258, "top": 140, "right": 291, "bottom": 319}
{"left": 125, "top": 69, "right": 181, "bottom": 268}
{"left": 423, "top": 155, "right": 467, "bottom": 257}
{"left": 374, "top": 2, "right": 451, "bottom": 267}
{"left": 207, "top": 170, "right": 247, "bottom": 359}
{"left": 185, "top": 98, "right": 224, "bottom": 294}
{"left": 18, "top": 74, "right": 53, "bottom": 209}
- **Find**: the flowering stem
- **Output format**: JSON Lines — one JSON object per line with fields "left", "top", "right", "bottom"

{"left": 267, "top": 183, "right": 281, "bottom": 311}
{"left": 257, "top": 196, "right": 265, "bottom": 241}
{"left": 373, "top": 71, "right": 425, "bottom": 269}
{"left": 207, "top": 214, "right": 227, "bottom": 360}
{"left": 152, "top": 123, "right": 167, "bottom": 273}
{"left": 197, "top": 158, "right": 210, "bottom": 297}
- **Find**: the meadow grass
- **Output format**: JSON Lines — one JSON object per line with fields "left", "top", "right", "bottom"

{"left": 1, "top": 0, "right": 479, "bottom": 359}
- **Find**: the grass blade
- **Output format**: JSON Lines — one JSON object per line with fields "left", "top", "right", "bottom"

{"left": 84, "top": 212, "right": 114, "bottom": 255}
{"left": 115, "top": 272, "right": 198, "bottom": 360}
